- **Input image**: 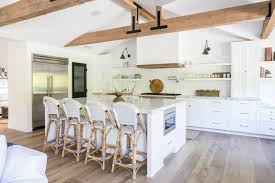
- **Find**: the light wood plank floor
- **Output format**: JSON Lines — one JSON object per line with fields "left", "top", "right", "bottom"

{"left": 1, "top": 124, "right": 275, "bottom": 183}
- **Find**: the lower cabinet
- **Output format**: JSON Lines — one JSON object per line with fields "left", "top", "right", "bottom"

{"left": 186, "top": 99, "right": 275, "bottom": 138}
{"left": 259, "top": 109, "right": 275, "bottom": 136}
{"left": 187, "top": 100, "right": 206, "bottom": 127}
{"left": 230, "top": 101, "right": 257, "bottom": 133}
{"left": 205, "top": 100, "right": 228, "bottom": 130}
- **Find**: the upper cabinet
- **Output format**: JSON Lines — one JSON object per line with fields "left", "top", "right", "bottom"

{"left": 136, "top": 32, "right": 184, "bottom": 68}
{"left": 231, "top": 42, "right": 261, "bottom": 98}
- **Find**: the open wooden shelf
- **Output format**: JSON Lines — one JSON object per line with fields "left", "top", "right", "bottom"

{"left": 182, "top": 78, "right": 231, "bottom": 81}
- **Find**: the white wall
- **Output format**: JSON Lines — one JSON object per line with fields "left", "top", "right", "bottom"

{"left": 7, "top": 40, "right": 96, "bottom": 132}
{"left": 94, "top": 29, "right": 233, "bottom": 97}
{"left": 0, "top": 38, "right": 8, "bottom": 103}
{"left": 8, "top": 40, "right": 30, "bottom": 131}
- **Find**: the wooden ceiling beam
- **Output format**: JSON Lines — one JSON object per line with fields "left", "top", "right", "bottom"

{"left": 118, "top": 0, "right": 155, "bottom": 21}
{"left": 262, "top": 0, "right": 275, "bottom": 39}
{"left": 65, "top": 1, "right": 270, "bottom": 47}
{"left": 0, "top": 0, "right": 93, "bottom": 27}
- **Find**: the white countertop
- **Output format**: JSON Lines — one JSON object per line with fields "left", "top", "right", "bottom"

{"left": 85, "top": 95, "right": 185, "bottom": 113}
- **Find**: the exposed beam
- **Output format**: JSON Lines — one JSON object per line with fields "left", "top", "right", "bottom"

{"left": 0, "top": 0, "right": 93, "bottom": 27}
{"left": 65, "top": 1, "right": 269, "bottom": 47}
{"left": 117, "top": 0, "right": 155, "bottom": 21}
{"left": 262, "top": 0, "right": 275, "bottom": 38}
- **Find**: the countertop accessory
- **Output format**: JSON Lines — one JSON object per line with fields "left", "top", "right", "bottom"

{"left": 106, "top": 88, "right": 128, "bottom": 102}
{"left": 149, "top": 79, "right": 164, "bottom": 93}
{"left": 196, "top": 89, "right": 220, "bottom": 97}
{"left": 265, "top": 47, "right": 272, "bottom": 61}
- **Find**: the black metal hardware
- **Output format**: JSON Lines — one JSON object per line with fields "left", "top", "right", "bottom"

{"left": 133, "top": 2, "right": 142, "bottom": 23}
{"left": 127, "top": 15, "right": 141, "bottom": 34}
{"left": 49, "top": 0, "right": 56, "bottom": 2}
{"left": 267, "top": 2, "right": 272, "bottom": 18}
{"left": 151, "top": 9, "right": 168, "bottom": 30}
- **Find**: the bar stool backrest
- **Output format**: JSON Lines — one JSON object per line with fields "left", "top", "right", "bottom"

{"left": 43, "top": 96, "right": 62, "bottom": 118}
{"left": 85, "top": 101, "right": 107, "bottom": 124}
{"left": 113, "top": 102, "right": 139, "bottom": 130}
{"left": 62, "top": 98, "right": 84, "bottom": 121}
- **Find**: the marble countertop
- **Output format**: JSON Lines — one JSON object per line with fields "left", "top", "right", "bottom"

{"left": 84, "top": 95, "right": 185, "bottom": 113}
{"left": 176, "top": 95, "right": 261, "bottom": 101}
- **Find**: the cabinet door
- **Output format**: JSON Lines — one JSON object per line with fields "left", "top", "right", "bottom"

{"left": 259, "top": 109, "right": 275, "bottom": 136}
{"left": 187, "top": 100, "right": 205, "bottom": 127}
{"left": 243, "top": 47, "right": 260, "bottom": 98}
{"left": 205, "top": 100, "right": 228, "bottom": 130}
{"left": 231, "top": 43, "right": 260, "bottom": 98}
{"left": 230, "top": 101, "right": 257, "bottom": 133}
{"left": 231, "top": 44, "right": 245, "bottom": 98}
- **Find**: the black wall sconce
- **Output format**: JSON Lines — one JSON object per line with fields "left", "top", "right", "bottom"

{"left": 202, "top": 40, "right": 211, "bottom": 55}
{"left": 120, "top": 48, "right": 131, "bottom": 59}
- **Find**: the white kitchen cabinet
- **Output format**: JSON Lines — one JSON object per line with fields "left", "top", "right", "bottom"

{"left": 186, "top": 100, "right": 205, "bottom": 127}
{"left": 231, "top": 43, "right": 261, "bottom": 98}
{"left": 230, "top": 101, "right": 257, "bottom": 133}
{"left": 205, "top": 100, "right": 228, "bottom": 130}
{"left": 136, "top": 32, "right": 184, "bottom": 65}
{"left": 259, "top": 108, "right": 275, "bottom": 136}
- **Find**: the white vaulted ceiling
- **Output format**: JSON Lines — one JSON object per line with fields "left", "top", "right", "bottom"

{"left": 0, "top": 0, "right": 272, "bottom": 54}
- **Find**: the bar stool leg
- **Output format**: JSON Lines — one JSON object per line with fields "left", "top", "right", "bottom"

{"left": 43, "top": 119, "right": 52, "bottom": 152}
{"left": 111, "top": 130, "right": 121, "bottom": 174}
{"left": 85, "top": 128, "right": 95, "bottom": 165}
{"left": 76, "top": 123, "right": 81, "bottom": 162}
{"left": 54, "top": 122, "right": 60, "bottom": 155}
{"left": 101, "top": 126, "right": 106, "bottom": 170}
{"left": 62, "top": 123, "right": 71, "bottom": 158}
{"left": 132, "top": 133, "right": 137, "bottom": 180}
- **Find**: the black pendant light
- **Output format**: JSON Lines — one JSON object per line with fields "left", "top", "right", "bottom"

{"left": 120, "top": 48, "right": 131, "bottom": 59}
{"left": 202, "top": 40, "right": 210, "bottom": 55}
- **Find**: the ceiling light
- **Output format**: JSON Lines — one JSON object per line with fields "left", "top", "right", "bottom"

{"left": 202, "top": 40, "right": 210, "bottom": 55}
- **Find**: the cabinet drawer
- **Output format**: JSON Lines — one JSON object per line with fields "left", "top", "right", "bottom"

{"left": 260, "top": 122, "right": 275, "bottom": 136}
{"left": 231, "top": 101, "right": 257, "bottom": 112}
{"left": 207, "top": 100, "right": 227, "bottom": 110}
{"left": 262, "top": 115, "right": 275, "bottom": 123}
{"left": 231, "top": 120, "right": 257, "bottom": 133}
{"left": 209, "top": 121, "right": 227, "bottom": 130}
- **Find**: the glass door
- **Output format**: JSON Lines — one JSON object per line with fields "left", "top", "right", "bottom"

{"left": 72, "top": 62, "right": 87, "bottom": 98}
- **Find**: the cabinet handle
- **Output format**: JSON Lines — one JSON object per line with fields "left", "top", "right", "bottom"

{"left": 240, "top": 113, "right": 248, "bottom": 115}
{"left": 212, "top": 122, "right": 222, "bottom": 124}
{"left": 270, "top": 128, "right": 275, "bottom": 131}
{"left": 240, "top": 102, "right": 248, "bottom": 105}
{"left": 212, "top": 110, "right": 221, "bottom": 113}
{"left": 240, "top": 125, "right": 248, "bottom": 128}
{"left": 212, "top": 102, "right": 221, "bottom": 104}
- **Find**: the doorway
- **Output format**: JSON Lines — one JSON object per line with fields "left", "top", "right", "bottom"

{"left": 72, "top": 62, "right": 87, "bottom": 98}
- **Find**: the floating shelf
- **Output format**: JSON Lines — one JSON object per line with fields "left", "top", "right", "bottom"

{"left": 260, "top": 78, "right": 275, "bottom": 81}
{"left": 112, "top": 67, "right": 138, "bottom": 70}
{"left": 185, "top": 63, "right": 231, "bottom": 67}
{"left": 182, "top": 78, "right": 231, "bottom": 81}
{"left": 112, "top": 78, "right": 142, "bottom": 81}
{"left": 259, "top": 61, "right": 275, "bottom": 66}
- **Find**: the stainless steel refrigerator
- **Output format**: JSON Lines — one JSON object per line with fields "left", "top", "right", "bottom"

{"left": 32, "top": 54, "right": 68, "bottom": 130}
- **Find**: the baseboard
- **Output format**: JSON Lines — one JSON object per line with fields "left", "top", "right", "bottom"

{"left": 187, "top": 126, "right": 275, "bottom": 140}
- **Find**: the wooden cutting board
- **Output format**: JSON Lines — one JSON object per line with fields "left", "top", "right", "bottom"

{"left": 150, "top": 79, "right": 164, "bottom": 93}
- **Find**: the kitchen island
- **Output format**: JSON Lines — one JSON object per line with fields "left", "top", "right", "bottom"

{"left": 86, "top": 95, "right": 187, "bottom": 177}
{"left": 45, "top": 95, "right": 187, "bottom": 177}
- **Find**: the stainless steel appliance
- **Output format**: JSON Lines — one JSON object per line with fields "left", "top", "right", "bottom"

{"left": 164, "top": 107, "right": 176, "bottom": 135}
{"left": 32, "top": 54, "right": 68, "bottom": 130}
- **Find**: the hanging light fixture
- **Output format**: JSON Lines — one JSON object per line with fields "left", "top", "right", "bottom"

{"left": 202, "top": 40, "right": 210, "bottom": 55}
{"left": 120, "top": 48, "right": 131, "bottom": 59}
